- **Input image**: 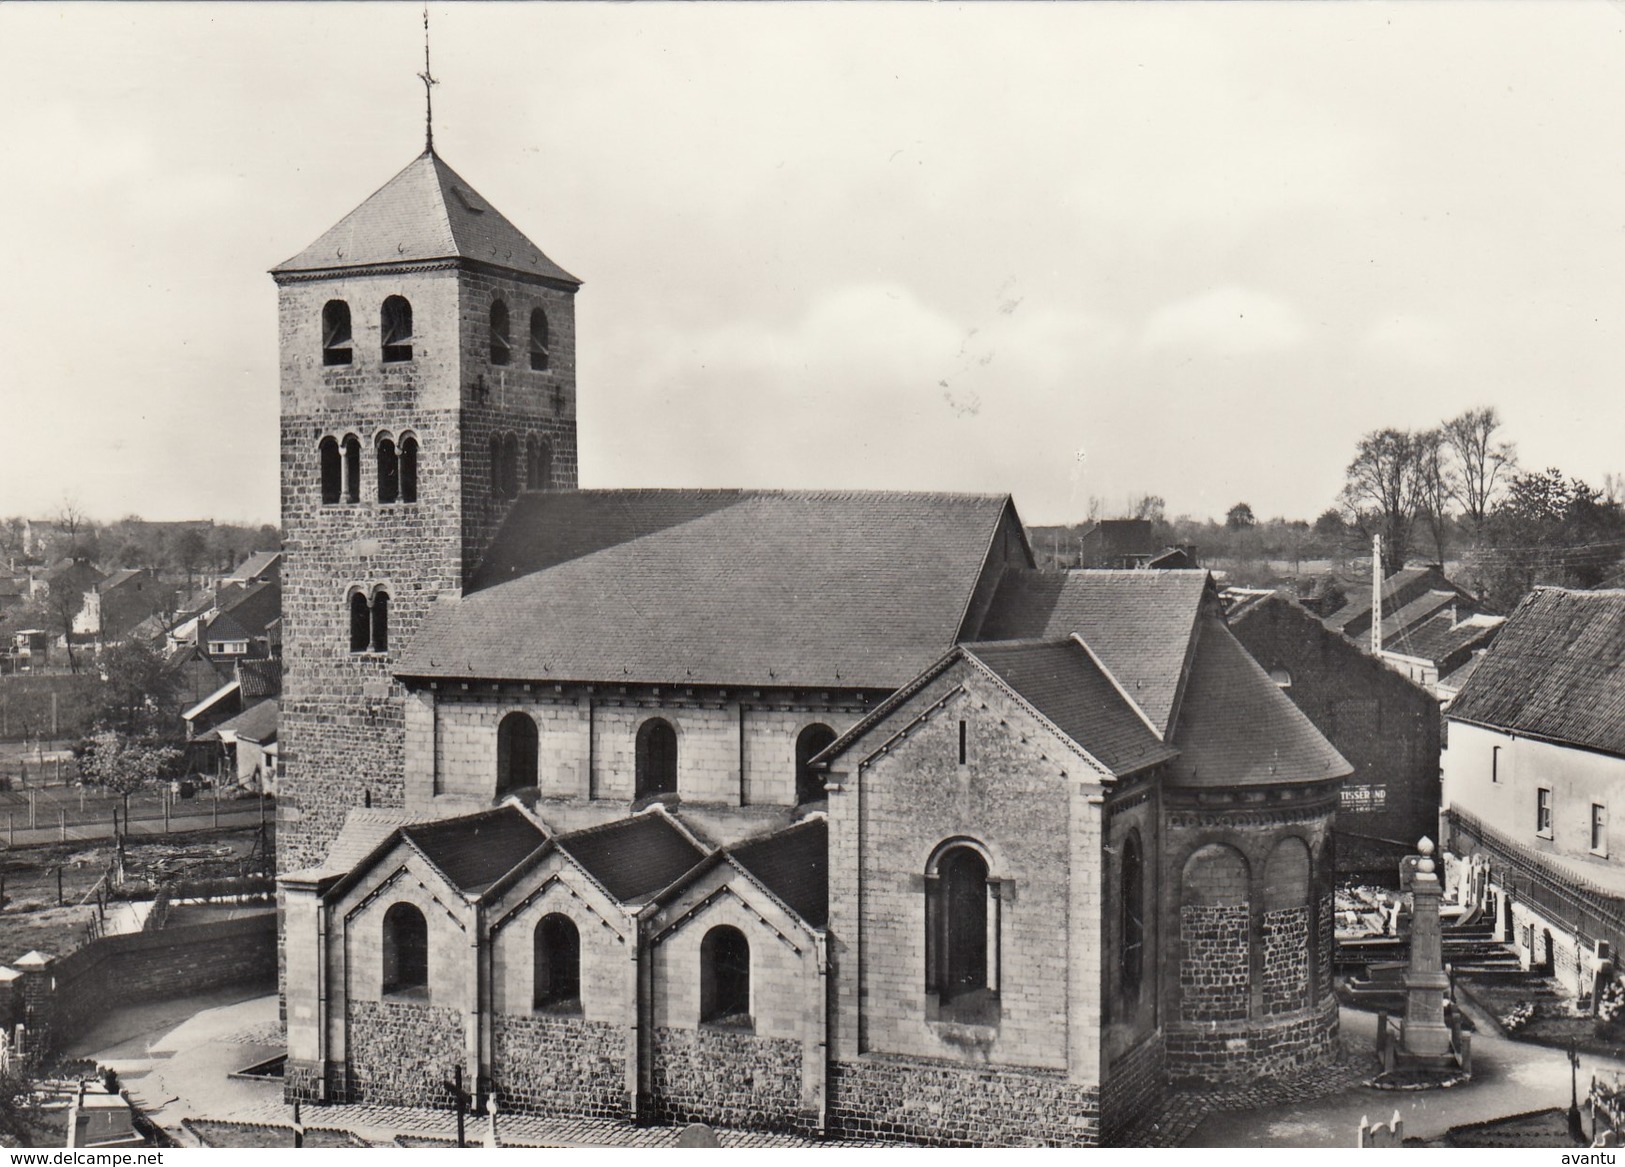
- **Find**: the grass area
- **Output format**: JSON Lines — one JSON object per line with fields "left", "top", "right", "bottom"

{"left": 1458, "top": 973, "right": 1625, "bottom": 1059}
{"left": 0, "top": 903, "right": 99, "bottom": 963}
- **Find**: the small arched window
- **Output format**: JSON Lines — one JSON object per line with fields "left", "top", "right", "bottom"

{"left": 490, "top": 299, "right": 511, "bottom": 366}
{"left": 342, "top": 435, "right": 361, "bottom": 504}
{"left": 526, "top": 437, "right": 553, "bottom": 492}
{"left": 322, "top": 300, "right": 353, "bottom": 366}
{"left": 377, "top": 436, "right": 399, "bottom": 503}
{"left": 400, "top": 434, "right": 419, "bottom": 503}
{"left": 489, "top": 434, "right": 503, "bottom": 498}
{"left": 349, "top": 592, "right": 371, "bottom": 653}
{"left": 795, "top": 723, "right": 836, "bottom": 805}
{"left": 381, "top": 295, "right": 413, "bottom": 363}
{"left": 925, "top": 842, "right": 999, "bottom": 1016}
{"left": 1120, "top": 831, "right": 1145, "bottom": 1003}
{"left": 700, "top": 925, "right": 750, "bottom": 1025}
{"left": 530, "top": 307, "right": 550, "bottom": 371}
{"left": 382, "top": 902, "right": 429, "bottom": 996}
{"left": 1269, "top": 667, "right": 1292, "bottom": 689}
{"left": 635, "top": 718, "right": 678, "bottom": 799}
{"left": 501, "top": 433, "right": 520, "bottom": 499}
{"left": 319, "top": 437, "right": 342, "bottom": 505}
{"left": 497, "top": 711, "right": 539, "bottom": 794}
{"left": 533, "top": 914, "right": 581, "bottom": 1011}
{"left": 371, "top": 590, "right": 389, "bottom": 653}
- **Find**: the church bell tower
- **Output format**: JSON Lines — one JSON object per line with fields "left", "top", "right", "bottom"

{"left": 271, "top": 143, "right": 580, "bottom": 870}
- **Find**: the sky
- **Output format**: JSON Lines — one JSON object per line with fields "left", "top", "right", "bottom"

{"left": 4, "top": 2, "right": 1625, "bottom": 528}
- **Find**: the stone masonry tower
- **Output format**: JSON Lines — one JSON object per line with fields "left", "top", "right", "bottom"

{"left": 272, "top": 147, "right": 580, "bottom": 870}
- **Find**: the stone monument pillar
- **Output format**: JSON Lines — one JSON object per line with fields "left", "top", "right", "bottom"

{"left": 1401, "top": 838, "right": 1453, "bottom": 1057}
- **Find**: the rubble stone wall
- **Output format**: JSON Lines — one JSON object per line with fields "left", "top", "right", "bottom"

{"left": 829, "top": 1057, "right": 1100, "bottom": 1146}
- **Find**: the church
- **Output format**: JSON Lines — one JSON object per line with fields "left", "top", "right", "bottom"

{"left": 272, "top": 139, "right": 1352, "bottom": 1147}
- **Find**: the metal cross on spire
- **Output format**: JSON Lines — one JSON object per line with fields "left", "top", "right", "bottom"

{"left": 418, "top": 5, "right": 440, "bottom": 153}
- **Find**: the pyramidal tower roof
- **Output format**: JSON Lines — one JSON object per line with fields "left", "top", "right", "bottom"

{"left": 273, "top": 149, "right": 580, "bottom": 286}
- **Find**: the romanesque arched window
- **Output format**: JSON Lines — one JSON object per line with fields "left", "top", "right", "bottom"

{"left": 377, "top": 435, "right": 399, "bottom": 503}
{"left": 530, "top": 307, "right": 550, "bottom": 371}
{"left": 399, "top": 434, "right": 419, "bottom": 503}
{"left": 381, "top": 295, "right": 413, "bottom": 363}
{"left": 382, "top": 902, "right": 429, "bottom": 996}
{"left": 371, "top": 589, "right": 389, "bottom": 653}
{"left": 795, "top": 723, "right": 836, "bottom": 805}
{"left": 497, "top": 711, "right": 539, "bottom": 794}
{"left": 322, "top": 300, "right": 353, "bottom": 366}
{"left": 533, "top": 914, "right": 581, "bottom": 1011}
{"left": 501, "top": 432, "right": 520, "bottom": 499}
{"left": 490, "top": 299, "right": 511, "bottom": 366}
{"left": 635, "top": 718, "right": 678, "bottom": 799}
{"left": 319, "top": 437, "right": 342, "bottom": 505}
{"left": 1262, "top": 837, "right": 1311, "bottom": 1016}
{"left": 489, "top": 434, "right": 503, "bottom": 498}
{"left": 342, "top": 435, "right": 361, "bottom": 504}
{"left": 1120, "top": 831, "right": 1145, "bottom": 1004}
{"left": 926, "top": 843, "right": 996, "bottom": 1005}
{"left": 349, "top": 591, "right": 371, "bottom": 653}
{"left": 531, "top": 439, "right": 553, "bottom": 492}
{"left": 700, "top": 925, "right": 750, "bottom": 1025}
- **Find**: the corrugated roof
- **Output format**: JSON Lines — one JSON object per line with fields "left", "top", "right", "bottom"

{"left": 976, "top": 569, "right": 1211, "bottom": 737}
{"left": 402, "top": 806, "right": 548, "bottom": 894}
{"left": 728, "top": 818, "right": 828, "bottom": 927}
{"left": 399, "top": 490, "right": 1013, "bottom": 689}
{"left": 273, "top": 150, "right": 580, "bottom": 285}
{"left": 216, "top": 697, "right": 278, "bottom": 745}
{"left": 965, "top": 640, "right": 1176, "bottom": 777}
{"left": 1165, "top": 615, "right": 1351, "bottom": 788}
{"left": 557, "top": 813, "right": 707, "bottom": 903}
{"left": 1448, "top": 587, "right": 1625, "bottom": 756}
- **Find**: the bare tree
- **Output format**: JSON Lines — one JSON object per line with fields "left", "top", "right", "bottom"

{"left": 1443, "top": 407, "right": 1516, "bottom": 531}
{"left": 1341, "top": 428, "right": 1432, "bottom": 577}
{"left": 1415, "top": 427, "right": 1454, "bottom": 566}
{"left": 1128, "top": 494, "right": 1166, "bottom": 524}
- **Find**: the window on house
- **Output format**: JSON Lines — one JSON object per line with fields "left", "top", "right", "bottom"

{"left": 700, "top": 925, "right": 750, "bottom": 1025}
{"left": 349, "top": 592, "right": 371, "bottom": 653}
{"left": 381, "top": 295, "right": 414, "bottom": 362}
{"left": 795, "top": 723, "right": 836, "bottom": 805}
{"left": 400, "top": 434, "right": 419, "bottom": 503}
{"left": 371, "top": 590, "right": 389, "bottom": 653}
{"left": 342, "top": 435, "right": 361, "bottom": 504}
{"left": 321, "top": 300, "right": 353, "bottom": 366}
{"left": 377, "top": 436, "right": 399, "bottom": 503}
{"left": 1491, "top": 745, "right": 1501, "bottom": 784}
{"left": 1269, "top": 667, "right": 1292, "bottom": 689}
{"left": 635, "top": 718, "right": 678, "bottom": 799}
{"left": 958, "top": 719, "right": 967, "bottom": 766}
{"left": 1594, "top": 804, "right": 1608, "bottom": 854}
{"left": 1121, "top": 831, "right": 1145, "bottom": 1003}
{"left": 490, "top": 299, "right": 511, "bottom": 366}
{"left": 319, "top": 437, "right": 342, "bottom": 505}
{"left": 1537, "top": 788, "right": 1553, "bottom": 837}
{"left": 533, "top": 914, "right": 581, "bottom": 1011}
{"left": 501, "top": 433, "right": 520, "bottom": 499}
{"left": 525, "top": 436, "right": 554, "bottom": 492}
{"left": 382, "top": 902, "right": 429, "bottom": 996}
{"left": 530, "top": 307, "right": 550, "bottom": 371}
{"left": 925, "top": 841, "right": 999, "bottom": 1018}
{"left": 497, "top": 711, "right": 539, "bottom": 794}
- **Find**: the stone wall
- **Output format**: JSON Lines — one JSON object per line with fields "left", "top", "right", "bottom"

{"left": 1164, "top": 995, "right": 1339, "bottom": 1085}
{"left": 1178, "top": 905, "right": 1250, "bottom": 1022}
{"left": 1098, "top": 1033, "right": 1164, "bottom": 1144}
{"left": 344, "top": 999, "right": 464, "bottom": 1106}
{"left": 650, "top": 1025, "right": 806, "bottom": 1132}
{"left": 829, "top": 1057, "right": 1099, "bottom": 1147}
{"left": 493, "top": 1014, "right": 626, "bottom": 1119}
{"left": 1261, "top": 906, "right": 1312, "bottom": 1015}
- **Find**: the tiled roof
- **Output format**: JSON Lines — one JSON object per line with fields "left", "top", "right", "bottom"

{"left": 728, "top": 818, "right": 828, "bottom": 927}
{"left": 402, "top": 806, "right": 548, "bottom": 894}
{"left": 965, "top": 640, "right": 1176, "bottom": 777}
{"left": 273, "top": 150, "right": 580, "bottom": 285}
{"left": 100, "top": 569, "right": 145, "bottom": 591}
{"left": 1166, "top": 615, "right": 1351, "bottom": 788}
{"left": 1447, "top": 587, "right": 1625, "bottom": 756}
{"left": 206, "top": 579, "right": 280, "bottom": 644}
{"left": 216, "top": 697, "right": 278, "bottom": 745}
{"left": 1385, "top": 611, "right": 1500, "bottom": 664}
{"left": 238, "top": 658, "right": 282, "bottom": 699}
{"left": 1379, "top": 589, "right": 1458, "bottom": 643}
{"left": 399, "top": 490, "right": 1014, "bottom": 689}
{"left": 301, "top": 808, "right": 420, "bottom": 881}
{"left": 557, "top": 813, "right": 707, "bottom": 903}
{"left": 976, "top": 569, "right": 1211, "bottom": 737}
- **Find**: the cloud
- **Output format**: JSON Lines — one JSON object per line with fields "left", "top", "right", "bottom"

{"left": 1139, "top": 286, "right": 1305, "bottom": 357}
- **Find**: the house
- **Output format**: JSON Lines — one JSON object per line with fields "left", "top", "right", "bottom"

{"left": 1323, "top": 563, "right": 1502, "bottom": 698}
{"left": 211, "top": 697, "right": 279, "bottom": 793}
{"left": 272, "top": 143, "right": 1351, "bottom": 1146}
{"left": 73, "top": 568, "right": 175, "bottom": 643}
{"left": 199, "top": 578, "right": 280, "bottom": 661}
{"left": 1441, "top": 586, "right": 1625, "bottom": 999}
{"left": 1076, "top": 519, "right": 1156, "bottom": 569}
{"left": 1225, "top": 589, "right": 1441, "bottom": 877}
{"left": 221, "top": 550, "right": 281, "bottom": 588}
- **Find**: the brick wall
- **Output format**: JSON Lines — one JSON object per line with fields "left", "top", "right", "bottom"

{"left": 1164, "top": 995, "right": 1339, "bottom": 1084}
{"left": 829, "top": 1057, "right": 1100, "bottom": 1146}
{"left": 650, "top": 1026, "right": 806, "bottom": 1132}
{"left": 19, "top": 912, "right": 276, "bottom": 1054}
{"left": 493, "top": 1014, "right": 626, "bottom": 1119}
{"left": 344, "top": 999, "right": 464, "bottom": 1106}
